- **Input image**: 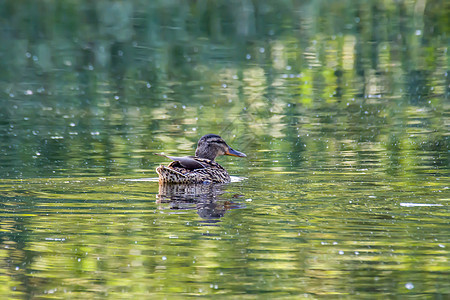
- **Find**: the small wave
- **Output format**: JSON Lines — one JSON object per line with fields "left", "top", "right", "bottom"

{"left": 230, "top": 176, "right": 247, "bottom": 183}
{"left": 400, "top": 203, "right": 443, "bottom": 207}
{"left": 124, "top": 177, "right": 160, "bottom": 182}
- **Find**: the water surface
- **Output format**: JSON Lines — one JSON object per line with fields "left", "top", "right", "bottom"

{"left": 0, "top": 1, "right": 448, "bottom": 298}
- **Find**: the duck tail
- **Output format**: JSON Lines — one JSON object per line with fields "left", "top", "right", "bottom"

{"left": 156, "top": 165, "right": 187, "bottom": 183}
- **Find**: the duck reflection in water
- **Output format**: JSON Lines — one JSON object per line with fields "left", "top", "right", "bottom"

{"left": 156, "top": 183, "right": 244, "bottom": 222}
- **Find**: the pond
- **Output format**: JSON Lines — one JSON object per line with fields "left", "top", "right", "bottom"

{"left": 0, "top": 0, "right": 448, "bottom": 298}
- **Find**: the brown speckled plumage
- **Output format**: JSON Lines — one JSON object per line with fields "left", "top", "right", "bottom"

{"left": 155, "top": 134, "right": 246, "bottom": 184}
{"left": 156, "top": 158, "right": 230, "bottom": 183}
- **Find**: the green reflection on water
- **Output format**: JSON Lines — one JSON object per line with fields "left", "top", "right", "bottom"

{"left": 0, "top": 0, "right": 448, "bottom": 298}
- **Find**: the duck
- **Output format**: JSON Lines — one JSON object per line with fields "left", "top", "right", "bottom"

{"left": 155, "top": 134, "right": 246, "bottom": 184}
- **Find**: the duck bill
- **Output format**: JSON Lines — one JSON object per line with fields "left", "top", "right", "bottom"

{"left": 225, "top": 147, "right": 247, "bottom": 157}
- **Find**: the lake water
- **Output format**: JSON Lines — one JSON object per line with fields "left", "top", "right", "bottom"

{"left": 0, "top": 1, "right": 448, "bottom": 298}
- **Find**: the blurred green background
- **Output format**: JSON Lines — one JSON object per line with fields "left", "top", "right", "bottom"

{"left": 0, "top": 0, "right": 448, "bottom": 298}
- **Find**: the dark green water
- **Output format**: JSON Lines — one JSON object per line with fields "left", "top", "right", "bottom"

{"left": 0, "top": 1, "right": 448, "bottom": 298}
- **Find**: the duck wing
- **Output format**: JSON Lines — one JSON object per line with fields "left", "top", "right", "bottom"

{"left": 154, "top": 153, "right": 206, "bottom": 170}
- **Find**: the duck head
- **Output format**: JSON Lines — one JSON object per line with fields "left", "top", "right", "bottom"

{"left": 195, "top": 134, "right": 246, "bottom": 161}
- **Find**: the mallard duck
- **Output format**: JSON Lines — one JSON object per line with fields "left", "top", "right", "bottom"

{"left": 155, "top": 134, "right": 246, "bottom": 184}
